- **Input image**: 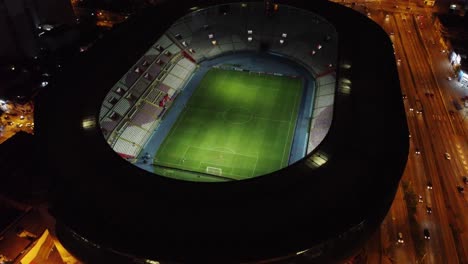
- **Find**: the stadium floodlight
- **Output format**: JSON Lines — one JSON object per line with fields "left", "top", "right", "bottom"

{"left": 208, "top": 33, "right": 214, "bottom": 39}
{"left": 279, "top": 39, "right": 285, "bottom": 44}
{"left": 247, "top": 36, "right": 253, "bottom": 42}
{"left": 341, "top": 63, "right": 352, "bottom": 69}
{"left": 247, "top": 29, "right": 253, "bottom": 34}
{"left": 339, "top": 83, "right": 351, "bottom": 94}
{"left": 282, "top": 33, "right": 287, "bottom": 38}
{"left": 211, "top": 40, "right": 217, "bottom": 45}
{"left": 81, "top": 117, "right": 96, "bottom": 130}
{"left": 340, "top": 78, "right": 351, "bottom": 85}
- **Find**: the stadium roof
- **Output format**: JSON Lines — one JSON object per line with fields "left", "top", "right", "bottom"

{"left": 35, "top": 0, "right": 409, "bottom": 263}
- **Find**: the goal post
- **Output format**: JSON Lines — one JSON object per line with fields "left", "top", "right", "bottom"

{"left": 206, "top": 166, "right": 222, "bottom": 176}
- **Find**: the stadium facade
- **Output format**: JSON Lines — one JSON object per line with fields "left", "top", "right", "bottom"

{"left": 35, "top": 0, "right": 409, "bottom": 263}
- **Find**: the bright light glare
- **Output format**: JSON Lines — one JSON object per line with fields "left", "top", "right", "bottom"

{"left": 279, "top": 39, "right": 284, "bottom": 44}
{"left": 211, "top": 40, "right": 217, "bottom": 45}
{"left": 341, "top": 63, "right": 351, "bottom": 69}
{"left": 306, "top": 152, "right": 329, "bottom": 168}
{"left": 82, "top": 117, "right": 96, "bottom": 129}
{"left": 296, "top": 249, "right": 309, "bottom": 255}
{"left": 144, "top": 260, "right": 160, "bottom": 264}
{"left": 42, "top": 24, "right": 53, "bottom": 31}
{"left": 341, "top": 78, "right": 351, "bottom": 84}
{"left": 247, "top": 36, "right": 253, "bottom": 42}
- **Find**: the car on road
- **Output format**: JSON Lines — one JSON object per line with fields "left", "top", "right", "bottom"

{"left": 402, "top": 93, "right": 407, "bottom": 99}
{"left": 424, "top": 228, "right": 430, "bottom": 239}
{"left": 424, "top": 91, "right": 434, "bottom": 98}
{"left": 456, "top": 185, "right": 464, "bottom": 194}
{"left": 418, "top": 195, "right": 423, "bottom": 203}
{"left": 415, "top": 100, "right": 423, "bottom": 114}
{"left": 463, "top": 176, "right": 468, "bottom": 185}
{"left": 444, "top": 152, "right": 451, "bottom": 160}
{"left": 397, "top": 232, "right": 404, "bottom": 244}
{"left": 426, "top": 206, "right": 432, "bottom": 214}
{"left": 415, "top": 148, "right": 421, "bottom": 155}
{"left": 427, "top": 182, "right": 433, "bottom": 190}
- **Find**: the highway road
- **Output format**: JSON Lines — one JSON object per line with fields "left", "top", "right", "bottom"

{"left": 333, "top": 1, "right": 468, "bottom": 263}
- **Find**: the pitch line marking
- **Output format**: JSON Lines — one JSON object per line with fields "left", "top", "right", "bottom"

{"left": 280, "top": 87, "right": 301, "bottom": 167}
{"left": 251, "top": 154, "right": 259, "bottom": 177}
{"left": 189, "top": 145, "right": 257, "bottom": 159}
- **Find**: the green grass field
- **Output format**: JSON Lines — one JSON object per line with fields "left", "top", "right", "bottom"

{"left": 154, "top": 68, "right": 302, "bottom": 181}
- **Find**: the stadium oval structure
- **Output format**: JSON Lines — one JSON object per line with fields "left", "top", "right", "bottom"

{"left": 36, "top": 1, "right": 409, "bottom": 263}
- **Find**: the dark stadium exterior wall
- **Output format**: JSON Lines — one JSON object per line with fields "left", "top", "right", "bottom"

{"left": 34, "top": 0, "right": 408, "bottom": 263}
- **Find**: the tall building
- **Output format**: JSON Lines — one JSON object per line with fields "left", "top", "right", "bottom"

{"left": 0, "top": 0, "right": 75, "bottom": 58}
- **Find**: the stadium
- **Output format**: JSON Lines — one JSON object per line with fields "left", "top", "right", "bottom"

{"left": 35, "top": 0, "right": 409, "bottom": 263}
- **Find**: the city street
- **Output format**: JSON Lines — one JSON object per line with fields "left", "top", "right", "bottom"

{"left": 333, "top": 0, "right": 468, "bottom": 263}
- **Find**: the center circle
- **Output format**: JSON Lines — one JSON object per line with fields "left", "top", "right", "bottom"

{"left": 223, "top": 107, "right": 253, "bottom": 124}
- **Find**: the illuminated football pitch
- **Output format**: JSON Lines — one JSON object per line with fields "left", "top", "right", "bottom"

{"left": 154, "top": 68, "right": 303, "bottom": 182}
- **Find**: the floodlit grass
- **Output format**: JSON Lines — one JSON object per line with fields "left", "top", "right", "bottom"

{"left": 154, "top": 68, "right": 302, "bottom": 181}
